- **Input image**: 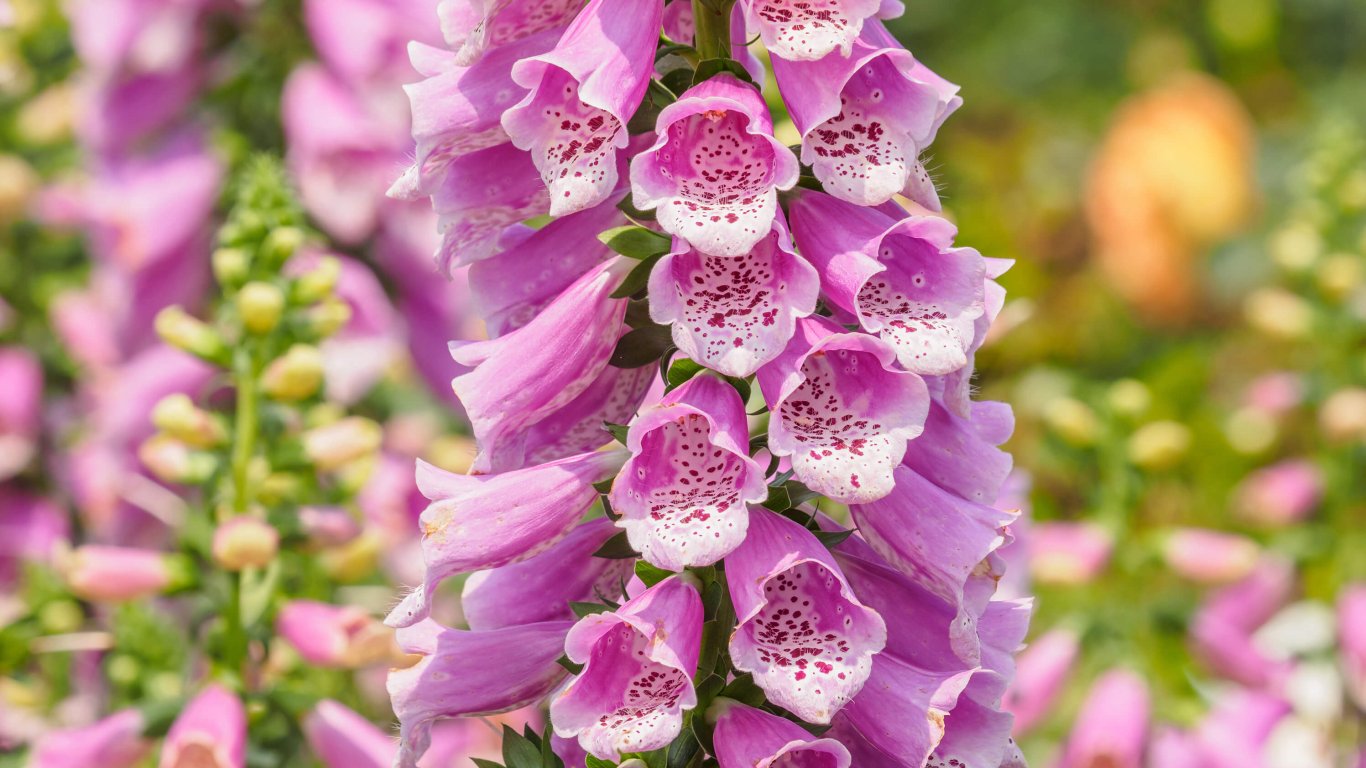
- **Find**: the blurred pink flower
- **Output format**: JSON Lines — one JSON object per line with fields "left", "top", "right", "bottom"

{"left": 159, "top": 684, "right": 246, "bottom": 768}
{"left": 0, "top": 346, "right": 43, "bottom": 480}
{"left": 63, "top": 545, "right": 172, "bottom": 602}
{"left": 1235, "top": 459, "right": 1323, "bottom": 526}
{"left": 1190, "top": 557, "right": 1296, "bottom": 688}
{"left": 26, "top": 709, "right": 150, "bottom": 768}
{"left": 1340, "top": 583, "right": 1366, "bottom": 710}
{"left": 1002, "top": 627, "right": 1079, "bottom": 736}
{"left": 276, "top": 600, "right": 395, "bottom": 668}
{"left": 1059, "top": 669, "right": 1150, "bottom": 768}
{"left": 1242, "top": 372, "right": 1305, "bottom": 416}
{"left": 1162, "top": 527, "right": 1261, "bottom": 584}
{"left": 0, "top": 488, "right": 68, "bottom": 587}
{"left": 1028, "top": 521, "right": 1113, "bottom": 585}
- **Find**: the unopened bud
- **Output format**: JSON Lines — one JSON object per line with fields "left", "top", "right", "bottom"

{"left": 1269, "top": 223, "right": 1322, "bottom": 273}
{"left": 0, "top": 154, "right": 38, "bottom": 224}
{"left": 1316, "top": 253, "right": 1363, "bottom": 301}
{"left": 237, "top": 281, "right": 285, "bottom": 335}
{"left": 212, "top": 517, "right": 280, "bottom": 571}
{"left": 299, "top": 506, "right": 361, "bottom": 547}
{"left": 304, "top": 298, "right": 352, "bottom": 339}
{"left": 1162, "top": 527, "right": 1260, "bottom": 584}
{"left": 1224, "top": 407, "right": 1278, "bottom": 455}
{"left": 1127, "top": 420, "right": 1191, "bottom": 470}
{"left": 305, "top": 403, "right": 346, "bottom": 429}
{"left": 261, "top": 344, "right": 324, "bottom": 402}
{"left": 1044, "top": 397, "right": 1099, "bottom": 447}
{"left": 1106, "top": 379, "right": 1151, "bottom": 418}
{"left": 303, "top": 417, "right": 382, "bottom": 471}
{"left": 151, "top": 394, "right": 225, "bottom": 447}
{"left": 64, "top": 545, "right": 172, "bottom": 602}
{"left": 291, "top": 256, "right": 341, "bottom": 304}
{"left": 1244, "top": 288, "right": 1313, "bottom": 340}
{"left": 212, "top": 247, "right": 251, "bottom": 287}
{"left": 262, "top": 226, "right": 306, "bottom": 266}
{"left": 259, "top": 472, "right": 303, "bottom": 506}
{"left": 155, "top": 306, "right": 227, "bottom": 363}
{"left": 139, "top": 434, "right": 218, "bottom": 484}
{"left": 1320, "top": 387, "right": 1366, "bottom": 444}
{"left": 320, "top": 532, "right": 380, "bottom": 582}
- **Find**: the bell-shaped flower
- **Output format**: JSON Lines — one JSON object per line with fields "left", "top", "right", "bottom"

{"left": 830, "top": 652, "right": 973, "bottom": 765}
{"left": 461, "top": 518, "right": 634, "bottom": 630}
{"left": 522, "top": 363, "right": 659, "bottom": 464}
{"left": 1059, "top": 670, "right": 1150, "bottom": 768}
{"left": 756, "top": 317, "right": 929, "bottom": 503}
{"left": 773, "top": 21, "right": 960, "bottom": 208}
{"left": 304, "top": 700, "right": 396, "bottom": 768}
{"left": 502, "top": 0, "right": 663, "bottom": 215}
{"left": 790, "top": 192, "right": 986, "bottom": 376}
{"left": 940, "top": 257, "right": 1012, "bottom": 418}
{"left": 648, "top": 216, "right": 820, "bottom": 378}
{"left": 1002, "top": 627, "right": 1079, "bottom": 736}
{"left": 389, "top": 619, "right": 573, "bottom": 768}
{"left": 726, "top": 507, "right": 887, "bottom": 723}
{"left": 63, "top": 545, "right": 175, "bottom": 603}
{"left": 630, "top": 74, "right": 799, "bottom": 257}
{"left": 609, "top": 375, "right": 767, "bottom": 570}
{"left": 1190, "top": 557, "right": 1295, "bottom": 688}
{"left": 739, "top": 0, "right": 882, "bottom": 61}
{"left": 27, "top": 709, "right": 149, "bottom": 768}
{"left": 451, "top": 258, "right": 629, "bottom": 471}
{"left": 901, "top": 397, "right": 1014, "bottom": 506}
{"left": 711, "top": 699, "right": 851, "bottom": 768}
{"left": 551, "top": 575, "right": 703, "bottom": 760}
{"left": 386, "top": 450, "right": 626, "bottom": 628}
{"left": 425, "top": 141, "right": 550, "bottom": 274}
{"left": 439, "top": 0, "right": 585, "bottom": 67}
{"left": 159, "top": 684, "right": 246, "bottom": 768}
{"left": 276, "top": 600, "right": 397, "bottom": 668}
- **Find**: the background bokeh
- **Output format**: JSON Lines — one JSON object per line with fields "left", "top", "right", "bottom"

{"left": 0, "top": 0, "right": 1363, "bottom": 765}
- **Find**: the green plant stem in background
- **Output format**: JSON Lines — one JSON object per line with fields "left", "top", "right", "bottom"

{"left": 692, "top": 0, "right": 737, "bottom": 60}
{"left": 221, "top": 343, "right": 260, "bottom": 679}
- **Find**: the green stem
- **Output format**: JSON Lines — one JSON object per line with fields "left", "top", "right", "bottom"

{"left": 692, "top": 0, "right": 736, "bottom": 60}
{"left": 222, "top": 343, "right": 259, "bottom": 678}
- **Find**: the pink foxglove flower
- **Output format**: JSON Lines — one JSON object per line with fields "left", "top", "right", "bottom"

{"left": 757, "top": 316, "right": 929, "bottom": 503}
{"left": 1162, "top": 527, "right": 1260, "bottom": 585}
{"left": 439, "top": 0, "right": 584, "bottom": 67}
{"left": 0, "top": 489, "right": 68, "bottom": 588}
{"left": 1003, "top": 627, "right": 1080, "bottom": 736}
{"left": 901, "top": 398, "right": 1015, "bottom": 506}
{"left": 648, "top": 217, "right": 820, "bottom": 378}
{"left": 711, "top": 699, "right": 851, "bottom": 768}
{"left": 773, "top": 21, "right": 960, "bottom": 208}
{"left": 0, "top": 347, "right": 42, "bottom": 480}
{"left": 502, "top": 0, "right": 663, "bottom": 215}
{"left": 1190, "top": 557, "right": 1295, "bottom": 688}
{"left": 727, "top": 508, "right": 887, "bottom": 723}
{"left": 159, "top": 685, "right": 246, "bottom": 768}
{"left": 389, "top": 619, "right": 572, "bottom": 768}
{"left": 1342, "top": 584, "right": 1366, "bottom": 709}
{"left": 460, "top": 518, "right": 633, "bottom": 630}
{"left": 739, "top": 0, "right": 884, "bottom": 62}
{"left": 386, "top": 450, "right": 626, "bottom": 628}
{"left": 609, "top": 375, "right": 767, "bottom": 570}
{"left": 27, "top": 709, "right": 149, "bottom": 768}
{"left": 1234, "top": 459, "right": 1323, "bottom": 526}
{"left": 427, "top": 141, "right": 550, "bottom": 273}
{"left": 276, "top": 600, "right": 395, "bottom": 668}
{"left": 63, "top": 545, "right": 173, "bottom": 602}
{"left": 550, "top": 575, "right": 703, "bottom": 760}
{"left": 1059, "top": 670, "right": 1150, "bottom": 768}
{"left": 790, "top": 191, "right": 986, "bottom": 375}
{"left": 630, "top": 73, "right": 799, "bottom": 257}
{"left": 1028, "top": 521, "right": 1114, "bottom": 586}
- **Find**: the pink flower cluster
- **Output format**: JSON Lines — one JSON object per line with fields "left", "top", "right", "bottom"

{"left": 386, "top": 1, "right": 1029, "bottom": 766}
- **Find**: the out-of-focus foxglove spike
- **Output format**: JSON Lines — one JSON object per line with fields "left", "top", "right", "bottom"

{"left": 773, "top": 21, "right": 960, "bottom": 208}
{"left": 389, "top": 619, "right": 572, "bottom": 768}
{"left": 439, "top": 0, "right": 585, "bottom": 67}
{"left": 726, "top": 507, "right": 887, "bottom": 723}
{"left": 425, "top": 142, "right": 549, "bottom": 275}
{"left": 711, "top": 699, "right": 852, "bottom": 768}
{"left": 609, "top": 375, "right": 766, "bottom": 570}
{"left": 159, "top": 684, "right": 246, "bottom": 768}
{"left": 385, "top": 449, "right": 626, "bottom": 628}
{"left": 461, "top": 518, "right": 634, "bottom": 630}
{"left": 757, "top": 316, "right": 929, "bottom": 503}
{"left": 502, "top": 0, "right": 663, "bottom": 216}
{"left": 648, "top": 216, "right": 819, "bottom": 378}
{"left": 1189, "top": 556, "right": 1295, "bottom": 688}
{"left": 27, "top": 709, "right": 150, "bottom": 768}
{"left": 739, "top": 0, "right": 881, "bottom": 61}
{"left": 551, "top": 576, "right": 703, "bottom": 760}
{"left": 451, "top": 258, "right": 629, "bottom": 472}
{"left": 790, "top": 191, "right": 986, "bottom": 376}
{"left": 630, "top": 74, "right": 799, "bottom": 257}
{"left": 1059, "top": 670, "right": 1149, "bottom": 768}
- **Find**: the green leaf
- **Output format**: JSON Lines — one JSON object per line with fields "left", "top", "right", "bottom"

{"left": 625, "top": 299, "right": 655, "bottom": 328}
{"left": 598, "top": 226, "right": 671, "bottom": 260}
{"left": 665, "top": 728, "right": 702, "bottom": 768}
{"left": 570, "top": 601, "right": 614, "bottom": 619}
{"left": 592, "top": 531, "right": 637, "bottom": 559}
{"left": 761, "top": 484, "right": 791, "bottom": 512}
{"left": 719, "top": 673, "right": 767, "bottom": 706}
{"left": 471, "top": 760, "right": 505, "bottom": 768}
{"left": 556, "top": 655, "right": 584, "bottom": 675}
{"left": 617, "top": 195, "right": 657, "bottom": 222}
{"left": 502, "top": 724, "right": 543, "bottom": 768}
{"left": 813, "top": 528, "right": 856, "bottom": 548}
{"left": 660, "top": 67, "right": 696, "bottom": 99}
{"left": 693, "top": 58, "right": 755, "bottom": 86}
{"left": 634, "top": 560, "right": 674, "bottom": 587}
{"left": 609, "top": 324, "right": 674, "bottom": 368}
{"left": 723, "top": 375, "right": 751, "bottom": 404}
{"left": 592, "top": 477, "right": 615, "bottom": 494}
{"left": 609, "top": 253, "right": 664, "bottom": 299}
{"left": 665, "top": 358, "right": 705, "bottom": 390}
{"left": 784, "top": 481, "right": 821, "bottom": 508}
{"left": 603, "top": 421, "right": 631, "bottom": 445}
{"left": 585, "top": 757, "right": 616, "bottom": 768}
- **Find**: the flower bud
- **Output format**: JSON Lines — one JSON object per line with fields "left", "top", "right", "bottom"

{"left": 303, "top": 298, "right": 352, "bottom": 339}
{"left": 155, "top": 307, "right": 227, "bottom": 363}
{"left": 1106, "top": 379, "right": 1151, "bottom": 418}
{"left": 1029, "top": 522, "right": 1114, "bottom": 585}
{"left": 212, "top": 517, "right": 279, "bottom": 571}
{"left": 1234, "top": 459, "right": 1323, "bottom": 526}
{"left": 1162, "top": 527, "right": 1260, "bottom": 584}
{"left": 1317, "top": 252, "right": 1363, "bottom": 301}
{"left": 1044, "top": 397, "right": 1100, "bottom": 446}
{"left": 262, "top": 225, "right": 306, "bottom": 267}
{"left": 258, "top": 472, "right": 302, "bottom": 506}
{"left": 320, "top": 532, "right": 381, "bottom": 583}
{"left": 151, "top": 394, "right": 225, "bottom": 448}
{"left": 1268, "top": 222, "right": 1322, "bottom": 273}
{"left": 160, "top": 684, "right": 246, "bottom": 768}
{"left": 303, "top": 417, "right": 382, "bottom": 471}
{"left": 64, "top": 546, "right": 172, "bottom": 602}
{"left": 276, "top": 600, "right": 398, "bottom": 668}
{"left": 211, "top": 247, "right": 250, "bottom": 288}
{"left": 1244, "top": 287, "right": 1314, "bottom": 340}
{"left": 26, "top": 709, "right": 150, "bottom": 768}
{"left": 0, "top": 154, "right": 38, "bottom": 224}
{"left": 139, "top": 434, "right": 219, "bottom": 484}
{"left": 1242, "top": 371, "right": 1304, "bottom": 416}
{"left": 1224, "top": 407, "right": 1278, "bottom": 455}
{"left": 298, "top": 506, "right": 361, "bottom": 547}
{"left": 236, "top": 281, "right": 285, "bottom": 335}
{"left": 1127, "top": 420, "right": 1191, "bottom": 470}
{"left": 260, "top": 344, "right": 324, "bottom": 402}
{"left": 291, "top": 255, "right": 341, "bottom": 304}
{"left": 1320, "top": 387, "right": 1366, "bottom": 444}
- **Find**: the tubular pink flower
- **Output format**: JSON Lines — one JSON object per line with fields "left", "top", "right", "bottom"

{"left": 64, "top": 545, "right": 172, "bottom": 602}
{"left": 609, "top": 375, "right": 768, "bottom": 570}
{"left": 427, "top": 141, "right": 550, "bottom": 274}
{"left": 1002, "top": 627, "right": 1079, "bottom": 736}
{"left": 648, "top": 216, "right": 820, "bottom": 378}
{"left": 726, "top": 508, "right": 887, "bottom": 723}
{"left": 522, "top": 363, "right": 659, "bottom": 464}
{"left": 773, "top": 21, "right": 960, "bottom": 208}
{"left": 630, "top": 74, "right": 799, "bottom": 257}
{"left": 461, "top": 518, "right": 633, "bottom": 630}
{"left": 389, "top": 619, "right": 573, "bottom": 768}
{"left": 789, "top": 191, "right": 986, "bottom": 376}
{"left": 386, "top": 450, "right": 626, "bottom": 628}
{"left": 551, "top": 576, "right": 703, "bottom": 760}
{"left": 1028, "top": 521, "right": 1113, "bottom": 586}
{"left": 1190, "top": 557, "right": 1296, "bottom": 689}
{"left": 276, "top": 600, "right": 394, "bottom": 668}
{"left": 901, "top": 397, "right": 1014, "bottom": 506}
{"left": 712, "top": 699, "right": 851, "bottom": 768}
{"left": 27, "top": 709, "right": 149, "bottom": 768}
{"left": 501, "top": 0, "right": 663, "bottom": 215}
{"left": 1161, "top": 527, "right": 1260, "bottom": 585}
{"left": 304, "top": 700, "right": 396, "bottom": 767}
{"left": 757, "top": 316, "right": 929, "bottom": 503}
{"left": 1059, "top": 670, "right": 1150, "bottom": 768}
{"left": 1342, "top": 583, "right": 1366, "bottom": 709}
{"left": 439, "top": 0, "right": 585, "bottom": 67}
{"left": 451, "top": 258, "right": 629, "bottom": 471}
{"left": 159, "top": 684, "right": 246, "bottom": 768}
{"left": 0, "top": 347, "right": 42, "bottom": 481}
{"left": 739, "top": 0, "right": 882, "bottom": 62}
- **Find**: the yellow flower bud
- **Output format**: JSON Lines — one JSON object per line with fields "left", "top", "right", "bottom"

{"left": 151, "top": 393, "right": 225, "bottom": 448}
{"left": 212, "top": 247, "right": 251, "bottom": 287}
{"left": 1128, "top": 420, "right": 1191, "bottom": 470}
{"left": 212, "top": 517, "right": 279, "bottom": 572}
{"left": 305, "top": 298, "right": 352, "bottom": 339}
{"left": 138, "top": 434, "right": 218, "bottom": 484}
{"left": 1044, "top": 397, "right": 1099, "bottom": 447}
{"left": 237, "top": 281, "right": 285, "bottom": 335}
{"left": 1319, "top": 387, "right": 1366, "bottom": 444}
{"left": 292, "top": 256, "right": 341, "bottom": 304}
{"left": 155, "top": 306, "right": 227, "bottom": 363}
{"left": 303, "top": 417, "right": 382, "bottom": 471}
{"left": 262, "top": 226, "right": 307, "bottom": 266}
{"left": 261, "top": 344, "right": 324, "bottom": 402}
{"left": 1243, "top": 288, "right": 1313, "bottom": 340}
{"left": 1106, "top": 379, "right": 1152, "bottom": 418}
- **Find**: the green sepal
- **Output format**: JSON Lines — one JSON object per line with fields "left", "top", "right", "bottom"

{"left": 665, "top": 358, "right": 706, "bottom": 391}
{"left": 598, "top": 226, "right": 672, "bottom": 261}
{"left": 501, "top": 724, "right": 543, "bottom": 768}
{"left": 570, "top": 601, "right": 614, "bottom": 619}
{"left": 693, "top": 58, "right": 755, "bottom": 86}
{"left": 603, "top": 421, "right": 631, "bottom": 445}
{"left": 635, "top": 560, "right": 674, "bottom": 587}
{"left": 592, "top": 531, "right": 637, "bottom": 559}
{"left": 610, "top": 253, "right": 664, "bottom": 299}
{"left": 609, "top": 324, "right": 674, "bottom": 368}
